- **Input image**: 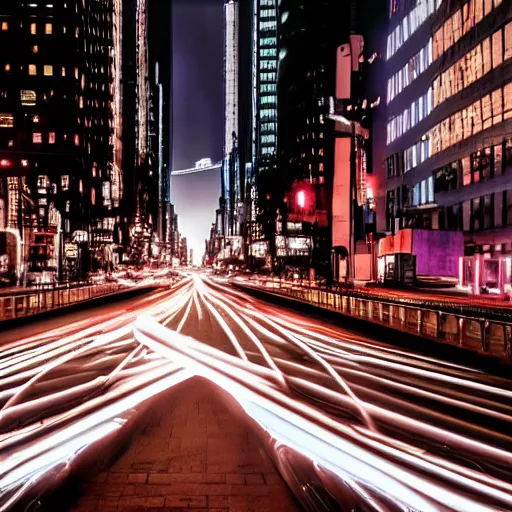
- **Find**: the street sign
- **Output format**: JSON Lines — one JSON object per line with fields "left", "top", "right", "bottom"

{"left": 65, "top": 243, "right": 79, "bottom": 259}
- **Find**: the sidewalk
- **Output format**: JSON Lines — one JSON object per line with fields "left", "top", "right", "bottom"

{"left": 70, "top": 378, "right": 300, "bottom": 512}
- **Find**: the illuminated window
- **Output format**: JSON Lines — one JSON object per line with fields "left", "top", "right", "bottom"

{"left": 45, "top": 23, "right": 52, "bottom": 35}
{"left": 21, "top": 90, "right": 36, "bottom": 106}
{"left": 33, "top": 132, "right": 42, "bottom": 144}
{"left": 32, "top": 45, "right": 39, "bottom": 53}
{"left": 0, "top": 114, "right": 14, "bottom": 128}
{"left": 75, "top": 27, "right": 79, "bottom": 38}
{"left": 1, "top": 21, "right": 8, "bottom": 31}
{"left": 43, "top": 65, "right": 53, "bottom": 76}
{"left": 61, "top": 66, "right": 66, "bottom": 76}
{"left": 472, "top": 100, "right": 482, "bottom": 134}
{"left": 443, "top": 17, "right": 453, "bottom": 51}
{"left": 462, "top": 157, "right": 471, "bottom": 186}
{"left": 74, "top": 67, "right": 78, "bottom": 79}
{"left": 48, "top": 132, "right": 55, "bottom": 144}
{"left": 504, "top": 83, "right": 512, "bottom": 120}
{"left": 475, "top": 0, "right": 484, "bottom": 24}
{"left": 482, "top": 37, "right": 492, "bottom": 74}
{"left": 505, "top": 22, "right": 512, "bottom": 61}
{"left": 74, "top": 134, "right": 79, "bottom": 146}
{"left": 28, "top": 64, "right": 37, "bottom": 75}
{"left": 492, "top": 30, "right": 503, "bottom": 68}
{"left": 494, "top": 144, "right": 503, "bottom": 175}
{"left": 452, "top": 10, "right": 462, "bottom": 43}
{"left": 4, "top": 64, "right": 10, "bottom": 72}
{"left": 30, "top": 23, "right": 36, "bottom": 35}
{"left": 61, "top": 175, "right": 69, "bottom": 191}
{"left": 492, "top": 89, "right": 503, "bottom": 124}
{"left": 482, "top": 94, "right": 492, "bottom": 130}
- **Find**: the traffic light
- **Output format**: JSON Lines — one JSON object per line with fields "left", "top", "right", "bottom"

{"left": 297, "top": 190, "right": 305, "bottom": 209}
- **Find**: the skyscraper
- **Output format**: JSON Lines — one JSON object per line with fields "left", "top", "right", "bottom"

{"left": 148, "top": 0, "right": 173, "bottom": 258}
{"left": 252, "top": 0, "right": 278, "bottom": 176}
{"left": 277, "top": 0, "right": 350, "bottom": 275}
{"left": 0, "top": 0, "right": 117, "bottom": 278}
{"left": 222, "top": 0, "right": 240, "bottom": 237}
{"left": 384, "top": 0, "right": 511, "bottom": 280}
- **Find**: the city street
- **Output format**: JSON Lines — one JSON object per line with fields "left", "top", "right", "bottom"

{"left": 1, "top": 274, "right": 511, "bottom": 511}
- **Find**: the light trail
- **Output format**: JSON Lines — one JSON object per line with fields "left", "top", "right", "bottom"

{"left": 0, "top": 272, "right": 511, "bottom": 511}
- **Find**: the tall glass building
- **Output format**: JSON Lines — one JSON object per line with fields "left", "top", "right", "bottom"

{"left": 252, "top": 0, "right": 279, "bottom": 176}
{"left": 384, "top": 0, "right": 512, "bottom": 260}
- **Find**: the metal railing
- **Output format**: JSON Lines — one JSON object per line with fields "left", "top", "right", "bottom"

{"left": 0, "top": 283, "right": 125, "bottom": 321}
{"left": 240, "top": 281, "right": 512, "bottom": 364}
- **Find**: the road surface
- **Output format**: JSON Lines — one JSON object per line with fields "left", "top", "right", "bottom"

{"left": 1, "top": 274, "right": 511, "bottom": 511}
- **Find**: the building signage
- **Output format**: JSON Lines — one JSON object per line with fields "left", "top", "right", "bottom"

{"left": 65, "top": 243, "right": 79, "bottom": 259}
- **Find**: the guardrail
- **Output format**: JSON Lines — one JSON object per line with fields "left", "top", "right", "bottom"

{"left": 239, "top": 281, "right": 512, "bottom": 364}
{"left": 0, "top": 283, "right": 125, "bottom": 321}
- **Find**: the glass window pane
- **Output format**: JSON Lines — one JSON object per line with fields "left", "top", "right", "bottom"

{"left": 504, "top": 83, "right": 512, "bottom": 120}
{"left": 505, "top": 22, "right": 512, "bottom": 61}
{"left": 492, "top": 30, "right": 503, "bottom": 68}
{"left": 482, "top": 38, "right": 492, "bottom": 74}
{"left": 494, "top": 144, "right": 503, "bottom": 175}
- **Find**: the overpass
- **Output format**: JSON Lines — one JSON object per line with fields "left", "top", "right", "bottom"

{"left": 171, "top": 159, "right": 221, "bottom": 176}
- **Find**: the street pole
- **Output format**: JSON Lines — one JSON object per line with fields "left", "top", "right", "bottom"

{"left": 349, "top": 121, "right": 356, "bottom": 282}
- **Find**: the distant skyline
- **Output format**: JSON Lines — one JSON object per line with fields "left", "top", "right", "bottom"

{"left": 172, "top": 0, "right": 225, "bottom": 263}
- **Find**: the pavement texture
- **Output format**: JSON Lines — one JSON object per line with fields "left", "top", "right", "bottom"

{"left": 69, "top": 378, "right": 300, "bottom": 512}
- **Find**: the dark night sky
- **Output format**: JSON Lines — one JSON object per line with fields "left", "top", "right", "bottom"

{"left": 172, "top": 0, "right": 225, "bottom": 170}
{"left": 172, "top": 0, "right": 224, "bottom": 263}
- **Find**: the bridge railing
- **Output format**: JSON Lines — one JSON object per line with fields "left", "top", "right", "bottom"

{"left": 0, "top": 283, "right": 125, "bottom": 321}
{"left": 238, "top": 279, "right": 512, "bottom": 364}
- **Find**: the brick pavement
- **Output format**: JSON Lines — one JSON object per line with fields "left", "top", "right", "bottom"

{"left": 70, "top": 377, "right": 301, "bottom": 512}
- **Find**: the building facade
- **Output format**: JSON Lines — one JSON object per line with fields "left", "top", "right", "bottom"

{"left": 222, "top": 0, "right": 241, "bottom": 239}
{"left": 276, "top": 0, "right": 350, "bottom": 276}
{"left": 384, "top": 0, "right": 512, "bottom": 259}
{"left": 252, "top": 0, "right": 278, "bottom": 176}
{"left": 0, "top": 0, "right": 117, "bottom": 279}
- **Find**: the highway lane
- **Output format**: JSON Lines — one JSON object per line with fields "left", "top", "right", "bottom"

{"left": 1, "top": 274, "right": 511, "bottom": 511}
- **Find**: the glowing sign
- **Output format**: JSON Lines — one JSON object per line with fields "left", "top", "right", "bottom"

{"left": 20, "top": 90, "right": 36, "bottom": 106}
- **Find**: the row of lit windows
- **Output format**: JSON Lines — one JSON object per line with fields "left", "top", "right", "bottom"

{"left": 411, "top": 176, "right": 435, "bottom": 206}
{"left": 260, "top": 8, "right": 276, "bottom": 18}
{"left": 260, "top": 122, "right": 276, "bottom": 133}
{"left": 259, "top": 21, "right": 276, "bottom": 31}
{"left": 260, "top": 134, "right": 276, "bottom": 144}
{"left": 259, "top": 0, "right": 275, "bottom": 6}
{"left": 386, "top": 0, "right": 441, "bottom": 60}
{"left": 260, "top": 59, "right": 277, "bottom": 70}
{"left": 387, "top": 38, "right": 432, "bottom": 103}
{"left": 404, "top": 79, "right": 512, "bottom": 172}
{"left": 434, "top": 139, "right": 511, "bottom": 194}
{"left": 260, "top": 108, "right": 277, "bottom": 121}
{"left": 260, "top": 48, "right": 276, "bottom": 57}
{"left": 260, "top": 83, "right": 276, "bottom": 93}
{"left": 260, "top": 37, "right": 276, "bottom": 48}
{"left": 260, "top": 95, "right": 276, "bottom": 105}
{"left": 388, "top": 21, "right": 511, "bottom": 146}
{"left": 260, "top": 72, "right": 276, "bottom": 82}
{"left": 433, "top": 23, "right": 512, "bottom": 109}
{"left": 387, "top": 88, "right": 433, "bottom": 144}
{"left": 260, "top": 147, "right": 275, "bottom": 155}
{"left": 433, "top": 0, "right": 503, "bottom": 61}
{"left": 32, "top": 132, "right": 80, "bottom": 146}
